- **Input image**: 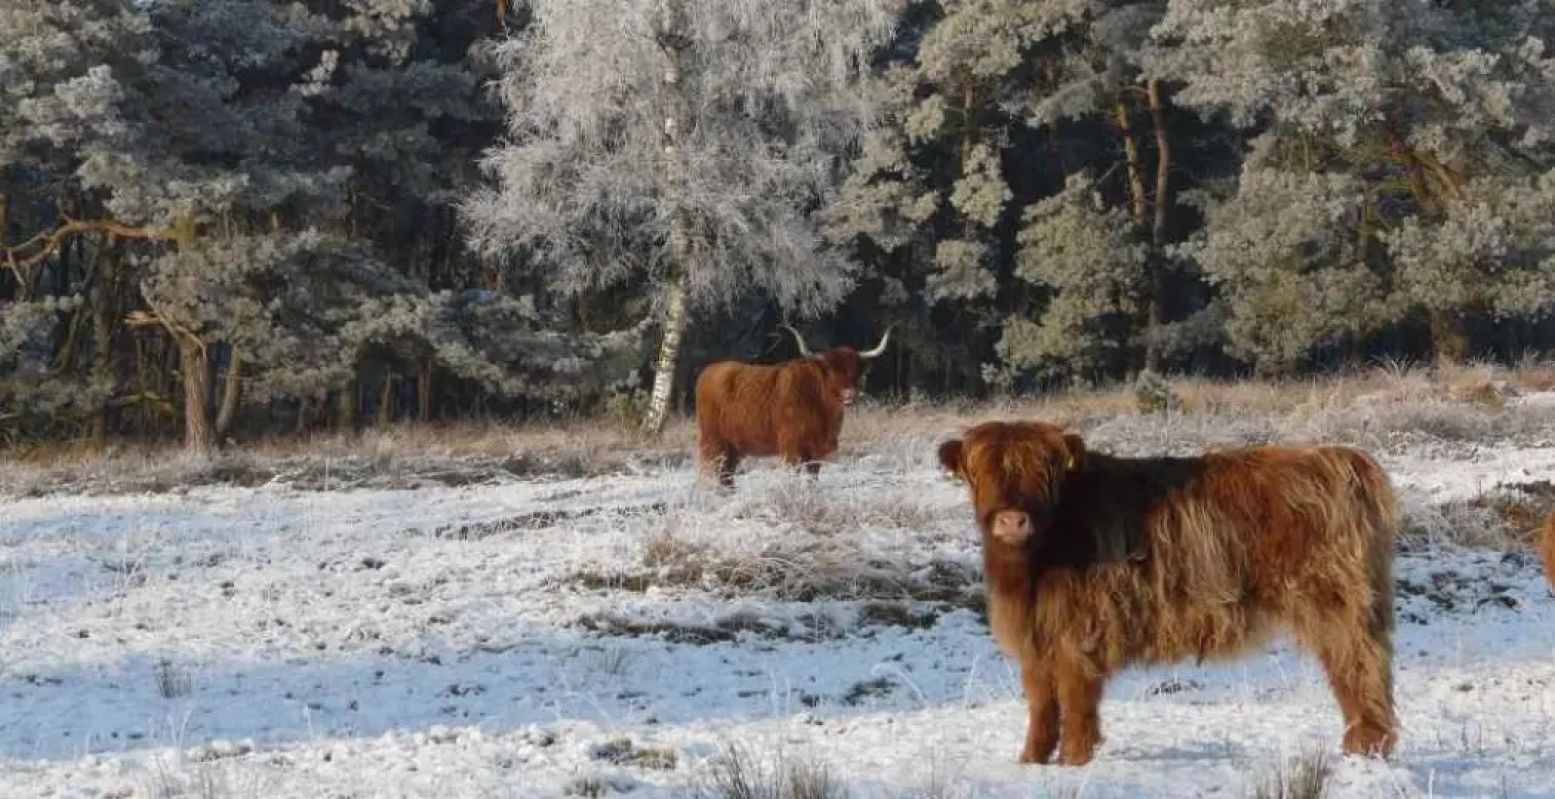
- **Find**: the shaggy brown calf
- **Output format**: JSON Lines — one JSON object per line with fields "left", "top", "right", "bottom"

{"left": 938, "top": 421, "right": 1398, "bottom": 765}
{"left": 1541, "top": 509, "right": 1555, "bottom": 592}
{"left": 695, "top": 326, "right": 890, "bottom": 487}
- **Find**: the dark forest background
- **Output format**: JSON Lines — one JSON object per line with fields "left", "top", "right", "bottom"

{"left": 5, "top": 0, "right": 1555, "bottom": 451}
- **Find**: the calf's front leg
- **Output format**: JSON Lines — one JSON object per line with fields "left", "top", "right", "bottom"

{"left": 1019, "top": 658, "right": 1059, "bottom": 764}
{"left": 1055, "top": 658, "right": 1104, "bottom": 766}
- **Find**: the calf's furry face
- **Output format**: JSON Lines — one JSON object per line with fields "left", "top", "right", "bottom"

{"left": 938, "top": 422, "right": 1085, "bottom": 550}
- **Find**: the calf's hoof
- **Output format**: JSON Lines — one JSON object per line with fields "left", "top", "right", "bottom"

{"left": 1017, "top": 741, "right": 1055, "bottom": 765}
{"left": 1056, "top": 740, "right": 1097, "bottom": 766}
{"left": 1342, "top": 723, "right": 1397, "bottom": 758}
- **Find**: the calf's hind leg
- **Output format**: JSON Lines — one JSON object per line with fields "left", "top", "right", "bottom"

{"left": 1300, "top": 606, "right": 1397, "bottom": 757}
{"left": 1318, "top": 629, "right": 1396, "bottom": 756}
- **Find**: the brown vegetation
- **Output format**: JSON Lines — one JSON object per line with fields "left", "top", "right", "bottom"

{"left": 696, "top": 743, "right": 848, "bottom": 799}
{"left": 694, "top": 326, "right": 889, "bottom": 487}
{"left": 1247, "top": 749, "right": 1332, "bottom": 799}
{"left": 10, "top": 361, "right": 1555, "bottom": 501}
{"left": 938, "top": 421, "right": 1398, "bottom": 765}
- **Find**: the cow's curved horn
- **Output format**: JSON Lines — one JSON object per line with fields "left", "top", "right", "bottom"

{"left": 859, "top": 325, "right": 894, "bottom": 360}
{"left": 782, "top": 324, "right": 816, "bottom": 358}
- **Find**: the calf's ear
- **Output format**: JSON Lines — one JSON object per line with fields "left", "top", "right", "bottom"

{"left": 937, "top": 439, "right": 965, "bottom": 478}
{"left": 1061, "top": 432, "right": 1086, "bottom": 470}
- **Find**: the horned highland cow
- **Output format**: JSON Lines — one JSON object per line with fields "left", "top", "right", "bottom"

{"left": 938, "top": 421, "right": 1398, "bottom": 766}
{"left": 694, "top": 326, "right": 890, "bottom": 487}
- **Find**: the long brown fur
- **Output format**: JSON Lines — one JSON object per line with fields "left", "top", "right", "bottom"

{"left": 696, "top": 348, "right": 865, "bottom": 487}
{"left": 1540, "top": 508, "right": 1555, "bottom": 592}
{"left": 938, "top": 421, "right": 1399, "bottom": 766}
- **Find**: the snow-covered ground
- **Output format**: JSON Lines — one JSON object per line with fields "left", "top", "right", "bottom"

{"left": 2, "top": 420, "right": 1554, "bottom": 797}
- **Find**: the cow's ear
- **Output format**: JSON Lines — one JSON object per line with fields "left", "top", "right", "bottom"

{"left": 937, "top": 439, "right": 965, "bottom": 479}
{"left": 1061, "top": 433, "right": 1086, "bottom": 471}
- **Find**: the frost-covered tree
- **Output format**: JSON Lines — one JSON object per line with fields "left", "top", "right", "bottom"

{"left": 998, "top": 173, "right": 1148, "bottom": 380}
{"left": 1182, "top": 163, "right": 1387, "bottom": 372}
{"left": 1155, "top": 0, "right": 1555, "bottom": 367}
{"left": 0, "top": 0, "right": 384, "bottom": 450}
{"left": 465, "top": 0, "right": 899, "bottom": 432}
{"left": 9, "top": 0, "right": 1555, "bottom": 448}
{"left": 0, "top": 1, "right": 157, "bottom": 440}
{"left": 1017, "top": 0, "right": 1180, "bottom": 371}
{"left": 829, "top": 1, "right": 1209, "bottom": 388}
{"left": 1384, "top": 170, "right": 1555, "bottom": 345}
{"left": 826, "top": 2, "right": 1079, "bottom": 390}
{"left": 0, "top": 1, "right": 546, "bottom": 448}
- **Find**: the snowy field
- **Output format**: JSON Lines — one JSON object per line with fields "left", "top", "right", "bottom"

{"left": 3, "top": 391, "right": 1555, "bottom": 798}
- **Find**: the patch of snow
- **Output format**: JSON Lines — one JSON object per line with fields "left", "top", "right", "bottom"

{"left": 1513, "top": 390, "right": 1555, "bottom": 410}
{"left": 0, "top": 438, "right": 1552, "bottom": 797}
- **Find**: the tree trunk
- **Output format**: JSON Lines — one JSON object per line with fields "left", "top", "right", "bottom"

{"left": 1428, "top": 308, "right": 1469, "bottom": 366}
{"left": 378, "top": 368, "right": 395, "bottom": 426}
{"left": 215, "top": 346, "right": 243, "bottom": 440}
{"left": 1113, "top": 101, "right": 1148, "bottom": 225}
{"left": 337, "top": 375, "right": 360, "bottom": 433}
{"left": 642, "top": 0, "right": 693, "bottom": 435}
{"left": 1143, "top": 79, "right": 1173, "bottom": 374}
{"left": 89, "top": 237, "right": 123, "bottom": 447}
{"left": 1347, "top": 334, "right": 1367, "bottom": 370}
{"left": 642, "top": 275, "right": 688, "bottom": 433}
{"left": 0, "top": 191, "right": 11, "bottom": 302}
{"left": 960, "top": 80, "right": 979, "bottom": 162}
{"left": 177, "top": 335, "right": 214, "bottom": 454}
{"left": 418, "top": 358, "right": 435, "bottom": 423}
{"left": 1115, "top": 98, "right": 1152, "bottom": 377}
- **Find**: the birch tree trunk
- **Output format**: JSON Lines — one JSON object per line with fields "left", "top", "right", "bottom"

{"left": 642, "top": 0, "right": 693, "bottom": 435}
{"left": 642, "top": 274, "right": 688, "bottom": 433}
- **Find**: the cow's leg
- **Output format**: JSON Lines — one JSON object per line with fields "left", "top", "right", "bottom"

{"left": 1293, "top": 568, "right": 1397, "bottom": 758}
{"left": 697, "top": 435, "right": 741, "bottom": 490}
{"left": 697, "top": 434, "right": 736, "bottom": 489}
{"left": 1019, "top": 657, "right": 1059, "bottom": 764}
{"left": 777, "top": 430, "right": 808, "bottom": 474}
{"left": 716, "top": 450, "right": 742, "bottom": 489}
{"left": 1310, "top": 621, "right": 1396, "bottom": 757}
{"left": 1054, "top": 658, "right": 1104, "bottom": 766}
{"left": 803, "top": 432, "right": 838, "bottom": 478}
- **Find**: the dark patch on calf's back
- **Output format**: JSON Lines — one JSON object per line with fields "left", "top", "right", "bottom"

{"left": 1048, "top": 454, "right": 1206, "bottom": 567}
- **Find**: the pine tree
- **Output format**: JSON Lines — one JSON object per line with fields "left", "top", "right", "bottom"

{"left": 1156, "top": 0, "right": 1555, "bottom": 368}
{"left": 827, "top": 2, "right": 1076, "bottom": 392}
{"left": 2, "top": 0, "right": 572, "bottom": 447}
{"left": 999, "top": 173, "right": 1148, "bottom": 381}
